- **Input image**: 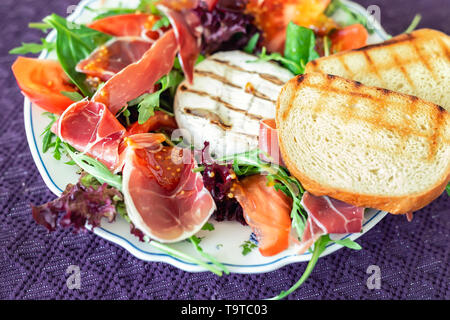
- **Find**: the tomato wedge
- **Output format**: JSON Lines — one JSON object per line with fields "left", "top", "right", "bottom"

{"left": 330, "top": 24, "right": 369, "bottom": 52}
{"left": 12, "top": 57, "right": 78, "bottom": 115}
{"left": 88, "top": 13, "right": 162, "bottom": 39}
{"left": 234, "top": 174, "right": 292, "bottom": 257}
{"left": 245, "top": 0, "right": 335, "bottom": 53}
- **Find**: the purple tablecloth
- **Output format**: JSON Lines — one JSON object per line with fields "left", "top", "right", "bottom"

{"left": 0, "top": 0, "right": 449, "bottom": 300}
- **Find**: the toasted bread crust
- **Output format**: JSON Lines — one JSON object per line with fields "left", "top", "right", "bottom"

{"left": 306, "top": 29, "right": 450, "bottom": 111}
{"left": 276, "top": 73, "right": 450, "bottom": 214}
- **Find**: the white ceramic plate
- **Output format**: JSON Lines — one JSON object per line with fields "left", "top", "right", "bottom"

{"left": 24, "top": 0, "right": 389, "bottom": 274}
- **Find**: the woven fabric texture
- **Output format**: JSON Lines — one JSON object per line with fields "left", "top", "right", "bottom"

{"left": 0, "top": 0, "right": 449, "bottom": 300}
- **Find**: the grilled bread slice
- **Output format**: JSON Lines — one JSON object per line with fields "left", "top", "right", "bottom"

{"left": 276, "top": 73, "right": 450, "bottom": 214}
{"left": 305, "top": 29, "right": 450, "bottom": 111}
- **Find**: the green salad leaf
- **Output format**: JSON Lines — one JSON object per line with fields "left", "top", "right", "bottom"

{"left": 269, "top": 235, "right": 362, "bottom": 300}
{"left": 43, "top": 14, "right": 112, "bottom": 97}
{"left": 9, "top": 38, "right": 55, "bottom": 55}
{"left": 63, "top": 143, "right": 123, "bottom": 191}
{"left": 130, "top": 70, "right": 183, "bottom": 124}
{"left": 243, "top": 33, "right": 260, "bottom": 54}
{"left": 254, "top": 22, "right": 319, "bottom": 75}
{"left": 284, "top": 22, "right": 320, "bottom": 74}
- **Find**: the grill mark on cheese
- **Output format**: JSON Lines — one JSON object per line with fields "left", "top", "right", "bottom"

{"left": 178, "top": 85, "right": 264, "bottom": 121}
{"left": 183, "top": 107, "right": 233, "bottom": 131}
{"left": 209, "top": 58, "right": 285, "bottom": 86}
{"left": 194, "top": 70, "right": 276, "bottom": 103}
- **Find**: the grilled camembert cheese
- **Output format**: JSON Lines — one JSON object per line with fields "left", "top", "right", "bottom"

{"left": 174, "top": 50, "right": 293, "bottom": 158}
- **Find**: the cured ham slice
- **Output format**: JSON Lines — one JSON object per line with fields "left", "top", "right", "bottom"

{"left": 76, "top": 38, "right": 153, "bottom": 82}
{"left": 88, "top": 13, "right": 163, "bottom": 40}
{"left": 158, "top": 5, "right": 201, "bottom": 84}
{"left": 122, "top": 134, "right": 216, "bottom": 242}
{"left": 234, "top": 174, "right": 292, "bottom": 256}
{"left": 93, "top": 30, "right": 179, "bottom": 115}
{"left": 298, "top": 192, "right": 364, "bottom": 254}
{"left": 258, "top": 119, "right": 285, "bottom": 166}
{"left": 57, "top": 100, "right": 126, "bottom": 171}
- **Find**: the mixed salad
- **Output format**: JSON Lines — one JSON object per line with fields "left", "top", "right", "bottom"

{"left": 11, "top": 0, "right": 398, "bottom": 299}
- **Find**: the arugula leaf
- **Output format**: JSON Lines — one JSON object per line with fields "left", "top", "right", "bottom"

{"left": 60, "top": 91, "right": 84, "bottom": 102}
{"left": 63, "top": 143, "right": 123, "bottom": 191}
{"left": 403, "top": 14, "right": 422, "bottom": 34}
{"left": 333, "top": 238, "right": 362, "bottom": 250}
{"left": 270, "top": 235, "right": 362, "bottom": 299}
{"left": 41, "top": 113, "right": 58, "bottom": 154}
{"left": 256, "top": 47, "right": 303, "bottom": 75}
{"left": 9, "top": 39, "right": 55, "bottom": 55}
{"left": 189, "top": 236, "right": 230, "bottom": 275}
{"left": 201, "top": 222, "right": 215, "bottom": 231}
{"left": 240, "top": 240, "right": 257, "bottom": 256}
{"left": 253, "top": 23, "right": 319, "bottom": 75}
{"left": 28, "top": 22, "right": 52, "bottom": 31}
{"left": 218, "top": 149, "right": 308, "bottom": 239}
{"left": 269, "top": 235, "right": 330, "bottom": 300}
{"left": 284, "top": 22, "right": 320, "bottom": 74}
{"left": 43, "top": 14, "right": 112, "bottom": 97}
{"left": 132, "top": 70, "right": 183, "bottom": 124}
{"left": 446, "top": 183, "right": 450, "bottom": 197}
{"left": 243, "top": 33, "right": 260, "bottom": 54}
{"left": 89, "top": 8, "right": 136, "bottom": 20}
{"left": 152, "top": 16, "right": 170, "bottom": 31}
{"left": 40, "top": 112, "right": 65, "bottom": 161}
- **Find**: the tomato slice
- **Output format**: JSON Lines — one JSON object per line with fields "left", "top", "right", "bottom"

{"left": 234, "top": 174, "right": 293, "bottom": 257}
{"left": 11, "top": 57, "right": 78, "bottom": 115}
{"left": 330, "top": 24, "right": 369, "bottom": 52}
{"left": 245, "top": 0, "right": 335, "bottom": 53}
{"left": 127, "top": 111, "right": 178, "bottom": 135}
{"left": 88, "top": 13, "right": 162, "bottom": 39}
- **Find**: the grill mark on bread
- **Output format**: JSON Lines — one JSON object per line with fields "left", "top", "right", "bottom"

{"left": 209, "top": 58, "right": 285, "bottom": 85}
{"left": 362, "top": 51, "right": 385, "bottom": 85}
{"left": 337, "top": 56, "right": 354, "bottom": 78}
{"left": 178, "top": 85, "right": 264, "bottom": 121}
{"left": 288, "top": 74, "right": 450, "bottom": 158}
{"left": 410, "top": 39, "right": 438, "bottom": 81}
{"left": 391, "top": 50, "right": 415, "bottom": 89}
{"left": 436, "top": 37, "right": 450, "bottom": 60}
{"left": 194, "top": 70, "right": 276, "bottom": 103}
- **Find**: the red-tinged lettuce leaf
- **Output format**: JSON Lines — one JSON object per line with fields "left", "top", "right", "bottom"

{"left": 199, "top": 142, "right": 246, "bottom": 225}
{"left": 191, "top": 0, "right": 260, "bottom": 54}
{"left": 31, "top": 178, "right": 123, "bottom": 233}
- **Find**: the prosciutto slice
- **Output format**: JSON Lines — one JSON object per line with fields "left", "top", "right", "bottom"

{"left": 158, "top": 5, "right": 201, "bottom": 84}
{"left": 298, "top": 192, "right": 365, "bottom": 254}
{"left": 122, "top": 134, "right": 215, "bottom": 242}
{"left": 258, "top": 119, "right": 285, "bottom": 167}
{"left": 93, "top": 29, "right": 179, "bottom": 115}
{"left": 88, "top": 13, "right": 163, "bottom": 40}
{"left": 76, "top": 37, "right": 153, "bottom": 82}
{"left": 57, "top": 100, "right": 126, "bottom": 171}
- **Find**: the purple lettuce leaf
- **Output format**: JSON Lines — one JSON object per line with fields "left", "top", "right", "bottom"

{"left": 199, "top": 142, "right": 247, "bottom": 225}
{"left": 192, "top": 0, "right": 260, "bottom": 54}
{"left": 31, "top": 177, "right": 123, "bottom": 233}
